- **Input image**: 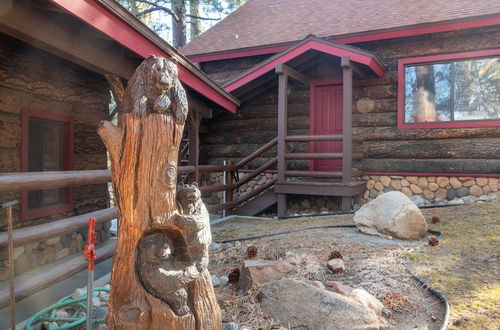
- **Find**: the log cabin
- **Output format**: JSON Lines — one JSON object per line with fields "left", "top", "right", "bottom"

{"left": 179, "top": 0, "right": 500, "bottom": 216}
{"left": 0, "top": 0, "right": 238, "bottom": 294}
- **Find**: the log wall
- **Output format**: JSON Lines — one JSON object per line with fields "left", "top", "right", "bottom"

{"left": 0, "top": 33, "right": 111, "bottom": 228}
{"left": 200, "top": 26, "right": 500, "bottom": 174}
{"left": 0, "top": 33, "right": 111, "bottom": 277}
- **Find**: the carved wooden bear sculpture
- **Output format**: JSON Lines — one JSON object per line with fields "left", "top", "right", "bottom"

{"left": 99, "top": 55, "right": 221, "bottom": 329}
{"left": 136, "top": 183, "right": 211, "bottom": 316}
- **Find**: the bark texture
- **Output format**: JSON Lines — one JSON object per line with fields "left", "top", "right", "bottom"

{"left": 98, "top": 56, "right": 221, "bottom": 329}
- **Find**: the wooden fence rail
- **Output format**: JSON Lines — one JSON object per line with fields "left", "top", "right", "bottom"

{"left": 0, "top": 207, "right": 117, "bottom": 249}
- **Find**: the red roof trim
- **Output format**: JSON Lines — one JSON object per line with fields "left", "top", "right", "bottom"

{"left": 48, "top": 0, "right": 237, "bottom": 113}
{"left": 224, "top": 38, "right": 385, "bottom": 93}
{"left": 187, "top": 45, "right": 290, "bottom": 63}
{"left": 186, "top": 16, "right": 500, "bottom": 63}
{"left": 334, "top": 16, "right": 500, "bottom": 44}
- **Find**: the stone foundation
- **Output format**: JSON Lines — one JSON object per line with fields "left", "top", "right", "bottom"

{"left": 356, "top": 175, "right": 500, "bottom": 209}
{"left": 200, "top": 172, "right": 499, "bottom": 216}
{"left": 0, "top": 222, "right": 112, "bottom": 281}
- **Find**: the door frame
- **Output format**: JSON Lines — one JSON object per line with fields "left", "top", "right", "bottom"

{"left": 309, "top": 79, "right": 343, "bottom": 171}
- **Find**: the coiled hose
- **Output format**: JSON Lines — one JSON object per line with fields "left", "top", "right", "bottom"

{"left": 26, "top": 287, "right": 109, "bottom": 330}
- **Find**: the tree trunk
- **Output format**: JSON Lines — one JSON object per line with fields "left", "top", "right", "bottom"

{"left": 189, "top": 0, "right": 201, "bottom": 40}
{"left": 172, "top": 1, "right": 187, "bottom": 48}
{"left": 99, "top": 56, "right": 221, "bottom": 329}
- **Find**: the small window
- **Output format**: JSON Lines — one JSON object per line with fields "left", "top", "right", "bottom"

{"left": 398, "top": 50, "right": 500, "bottom": 129}
{"left": 21, "top": 109, "right": 74, "bottom": 220}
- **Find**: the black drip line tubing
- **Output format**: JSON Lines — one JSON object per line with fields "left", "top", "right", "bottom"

{"left": 215, "top": 216, "right": 451, "bottom": 329}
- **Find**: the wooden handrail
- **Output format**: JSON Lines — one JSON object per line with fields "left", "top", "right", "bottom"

{"left": 0, "top": 167, "right": 198, "bottom": 191}
{"left": 285, "top": 152, "right": 343, "bottom": 159}
{"left": 208, "top": 178, "right": 276, "bottom": 213}
{"left": 234, "top": 158, "right": 277, "bottom": 188}
{"left": 235, "top": 137, "right": 277, "bottom": 169}
{"left": 197, "top": 164, "right": 232, "bottom": 173}
{"left": 0, "top": 241, "right": 115, "bottom": 309}
{"left": 286, "top": 134, "right": 342, "bottom": 142}
{"left": 285, "top": 134, "right": 362, "bottom": 142}
{"left": 0, "top": 207, "right": 117, "bottom": 249}
{"left": 285, "top": 170, "right": 343, "bottom": 178}
{"left": 0, "top": 170, "right": 112, "bottom": 192}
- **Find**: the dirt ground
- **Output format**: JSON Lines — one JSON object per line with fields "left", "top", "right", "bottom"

{"left": 209, "top": 201, "right": 500, "bottom": 329}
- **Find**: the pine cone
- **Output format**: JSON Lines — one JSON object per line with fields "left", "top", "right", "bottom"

{"left": 428, "top": 236, "right": 440, "bottom": 246}
{"left": 431, "top": 215, "right": 441, "bottom": 224}
{"left": 228, "top": 268, "right": 240, "bottom": 282}
{"left": 328, "top": 250, "right": 343, "bottom": 260}
{"left": 247, "top": 245, "right": 258, "bottom": 258}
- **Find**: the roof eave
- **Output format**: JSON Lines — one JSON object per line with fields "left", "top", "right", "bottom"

{"left": 48, "top": 0, "right": 240, "bottom": 112}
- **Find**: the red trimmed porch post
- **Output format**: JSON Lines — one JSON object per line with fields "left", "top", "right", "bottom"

{"left": 276, "top": 68, "right": 288, "bottom": 217}
{"left": 341, "top": 56, "right": 353, "bottom": 211}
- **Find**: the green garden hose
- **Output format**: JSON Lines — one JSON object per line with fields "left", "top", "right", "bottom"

{"left": 26, "top": 287, "right": 109, "bottom": 330}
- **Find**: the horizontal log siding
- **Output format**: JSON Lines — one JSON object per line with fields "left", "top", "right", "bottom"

{"left": 200, "top": 26, "right": 500, "bottom": 174}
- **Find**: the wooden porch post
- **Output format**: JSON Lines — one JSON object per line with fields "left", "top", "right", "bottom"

{"left": 188, "top": 110, "right": 200, "bottom": 183}
{"left": 341, "top": 56, "right": 353, "bottom": 211}
{"left": 276, "top": 67, "right": 288, "bottom": 217}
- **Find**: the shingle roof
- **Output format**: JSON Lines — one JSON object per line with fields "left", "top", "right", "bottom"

{"left": 180, "top": 0, "right": 500, "bottom": 56}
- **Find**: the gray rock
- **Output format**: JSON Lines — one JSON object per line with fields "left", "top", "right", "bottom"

{"left": 447, "top": 188, "right": 457, "bottom": 200}
{"left": 72, "top": 288, "right": 86, "bottom": 299}
{"left": 219, "top": 275, "right": 229, "bottom": 286}
{"left": 209, "top": 242, "right": 221, "bottom": 251}
{"left": 300, "top": 199, "right": 311, "bottom": 209}
{"left": 327, "top": 259, "right": 345, "bottom": 273}
{"left": 409, "top": 195, "right": 425, "bottom": 206}
{"left": 462, "top": 196, "right": 479, "bottom": 204}
{"left": 93, "top": 306, "right": 109, "bottom": 320}
{"left": 311, "top": 281, "right": 326, "bottom": 290}
{"left": 448, "top": 199, "right": 465, "bottom": 205}
{"left": 369, "top": 189, "right": 378, "bottom": 198}
{"left": 456, "top": 187, "right": 469, "bottom": 197}
{"left": 60, "top": 234, "right": 72, "bottom": 248}
{"left": 29, "top": 249, "right": 42, "bottom": 268}
{"left": 349, "top": 288, "right": 384, "bottom": 316}
{"left": 14, "top": 253, "right": 30, "bottom": 275}
{"left": 211, "top": 275, "right": 221, "bottom": 287}
{"left": 355, "top": 191, "right": 427, "bottom": 240}
{"left": 222, "top": 322, "right": 240, "bottom": 330}
{"left": 257, "top": 279, "right": 379, "bottom": 330}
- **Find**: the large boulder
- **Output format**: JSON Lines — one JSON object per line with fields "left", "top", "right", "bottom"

{"left": 257, "top": 279, "right": 379, "bottom": 330}
{"left": 354, "top": 191, "right": 427, "bottom": 240}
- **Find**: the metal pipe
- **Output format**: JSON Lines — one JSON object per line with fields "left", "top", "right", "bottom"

{"left": 222, "top": 160, "right": 228, "bottom": 217}
{"left": 4, "top": 200, "right": 18, "bottom": 330}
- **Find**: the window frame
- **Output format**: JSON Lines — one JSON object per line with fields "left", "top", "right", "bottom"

{"left": 397, "top": 49, "right": 500, "bottom": 129}
{"left": 21, "top": 109, "right": 75, "bottom": 220}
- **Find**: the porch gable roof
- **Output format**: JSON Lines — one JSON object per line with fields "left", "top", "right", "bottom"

{"left": 224, "top": 36, "right": 387, "bottom": 93}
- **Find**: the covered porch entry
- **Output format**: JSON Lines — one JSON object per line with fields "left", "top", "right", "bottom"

{"left": 224, "top": 36, "right": 387, "bottom": 215}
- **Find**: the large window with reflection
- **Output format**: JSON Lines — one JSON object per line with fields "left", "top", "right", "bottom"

{"left": 398, "top": 51, "right": 500, "bottom": 129}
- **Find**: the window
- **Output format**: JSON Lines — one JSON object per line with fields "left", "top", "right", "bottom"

{"left": 397, "top": 50, "right": 500, "bottom": 129}
{"left": 21, "top": 109, "right": 74, "bottom": 220}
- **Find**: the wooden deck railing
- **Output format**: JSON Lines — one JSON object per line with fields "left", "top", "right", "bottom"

{"left": 0, "top": 132, "right": 362, "bottom": 306}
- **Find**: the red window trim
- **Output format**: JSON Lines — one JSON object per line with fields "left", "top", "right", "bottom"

{"left": 397, "top": 49, "right": 500, "bottom": 129}
{"left": 21, "top": 109, "right": 75, "bottom": 220}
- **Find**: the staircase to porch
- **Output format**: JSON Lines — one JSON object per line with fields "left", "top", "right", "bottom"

{"left": 184, "top": 60, "right": 366, "bottom": 216}
{"left": 193, "top": 132, "right": 366, "bottom": 217}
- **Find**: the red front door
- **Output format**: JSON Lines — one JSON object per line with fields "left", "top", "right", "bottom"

{"left": 311, "top": 84, "right": 342, "bottom": 171}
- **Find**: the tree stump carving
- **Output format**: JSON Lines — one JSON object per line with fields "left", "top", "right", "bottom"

{"left": 98, "top": 56, "right": 221, "bottom": 329}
